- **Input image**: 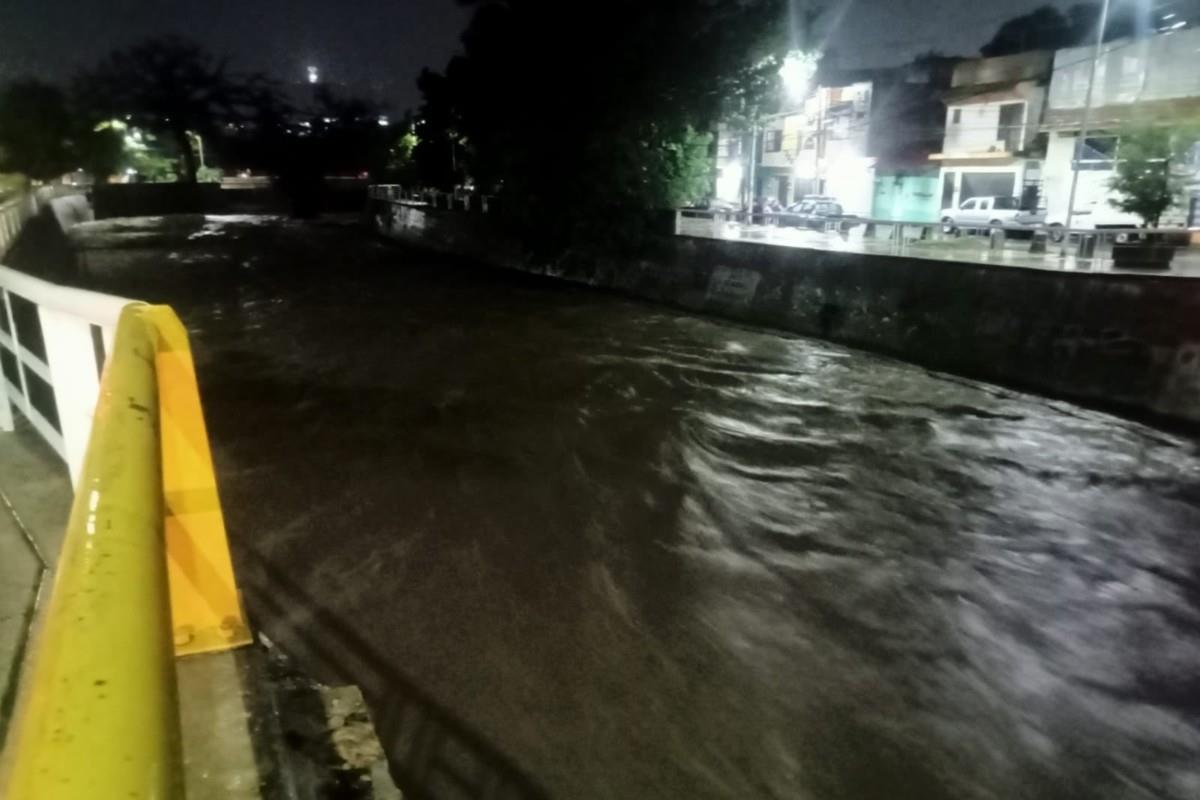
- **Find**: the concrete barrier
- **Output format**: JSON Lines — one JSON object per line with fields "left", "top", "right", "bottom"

{"left": 47, "top": 195, "right": 94, "bottom": 234}
{"left": 368, "top": 198, "right": 1200, "bottom": 425}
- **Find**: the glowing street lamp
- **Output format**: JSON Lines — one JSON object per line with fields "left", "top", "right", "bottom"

{"left": 779, "top": 50, "right": 818, "bottom": 104}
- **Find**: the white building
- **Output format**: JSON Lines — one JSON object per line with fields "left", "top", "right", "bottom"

{"left": 1041, "top": 26, "right": 1200, "bottom": 229}
{"left": 712, "top": 125, "right": 750, "bottom": 206}
{"left": 757, "top": 81, "right": 876, "bottom": 214}
{"left": 930, "top": 51, "right": 1052, "bottom": 214}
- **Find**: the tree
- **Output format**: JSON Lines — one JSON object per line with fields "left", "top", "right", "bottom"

{"left": 418, "top": 0, "right": 788, "bottom": 248}
{"left": 0, "top": 79, "right": 124, "bottom": 182}
{"left": 308, "top": 87, "right": 393, "bottom": 178}
{"left": 76, "top": 126, "right": 124, "bottom": 181}
{"left": 980, "top": 6, "right": 1073, "bottom": 57}
{"left": 1108, "top": 123, "right": 1191, "bottom": 227}
{"left": 75, "top": 36, "right": 264, "bottom": 183}
{"left": 0, "top": 80, "right": 76, "bottom": 180}
{"left": 980, "top": 2, "right": 1146, "bottom": 57}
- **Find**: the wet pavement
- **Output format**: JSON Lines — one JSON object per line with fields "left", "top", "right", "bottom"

{"left": 74, "top": 216, "right": 1200, "bottom": 800}
{"left": 676, "top": 215, "right": 1200, "bottom": 276}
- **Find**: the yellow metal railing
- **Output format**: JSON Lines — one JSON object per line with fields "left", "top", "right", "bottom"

{"left": 0, "top": 303, "right": 251, "bottom": 800}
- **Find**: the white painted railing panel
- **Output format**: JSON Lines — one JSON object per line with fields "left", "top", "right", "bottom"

{"left": 0, "top": 251, "right": 139, "bottom": 485}
{"left": 0, "top": 194, "right": 36, "bottom": 257}
{"left": 39, "top": 307, "right": 104, "bottom": 482}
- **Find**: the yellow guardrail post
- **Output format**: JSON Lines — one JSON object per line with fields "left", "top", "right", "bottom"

{"left": 0, "top": 303, "right": 251, "bottom": 799}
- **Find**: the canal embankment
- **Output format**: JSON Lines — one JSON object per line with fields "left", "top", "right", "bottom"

{"left": 368, "top": 198, "right": 1200, "bottom": 426}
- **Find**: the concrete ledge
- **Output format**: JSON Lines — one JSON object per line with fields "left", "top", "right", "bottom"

{"left": 1, "top": 418, "right": 400, "bottom": 798}
{"left": 368, "top": 199, "right": 1200, "bottom": 426}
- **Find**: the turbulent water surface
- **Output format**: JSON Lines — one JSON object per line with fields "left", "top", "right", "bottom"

{"left": 78, "top": 216, "right": 1200, "bottom": 800}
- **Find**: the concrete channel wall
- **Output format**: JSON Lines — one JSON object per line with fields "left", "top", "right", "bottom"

{"left": 368, "top": 199, "right": 1200, "bottom": 425}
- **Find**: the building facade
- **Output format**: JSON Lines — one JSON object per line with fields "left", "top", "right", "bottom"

{"left": 930, "top": 51, "right": 1052, "bottom": 217}
{"left": 756, "top": 81, "right": 876, "bottom": 214}
{"left": 714, "top": 60, "right": 950, "bottom": 219}
{"left": 1041, "top": 26, "right": 1200, "bottom": 229}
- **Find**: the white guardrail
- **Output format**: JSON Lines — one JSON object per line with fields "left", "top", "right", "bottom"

{"left": 674, "top": 207, "right": 1196, "bottom": 242}
{"left": 368, "top": 184, "right": 492, "bottom": 213}
{"left": 673, "top": 208, "right": 1198, "bottom": 267}
{"left": 1, "top": 192, "right": 136, "bottom": 486}
{"left": 0, "top": 194, "right": 37, "bottom": 256}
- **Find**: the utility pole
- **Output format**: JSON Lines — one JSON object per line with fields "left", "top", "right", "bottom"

{"left": 1063, "top": 0, "right": 1111, "bottom": 236}
{"left": 747, "top": 124, "right": 758, "bottom": 210}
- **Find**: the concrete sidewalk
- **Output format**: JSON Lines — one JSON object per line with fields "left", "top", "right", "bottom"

{"left": 0, "top": 419, "right": 69, "bottom": 744}
{"left": 679, "top": 216, "right": 1200, "bottom": 276}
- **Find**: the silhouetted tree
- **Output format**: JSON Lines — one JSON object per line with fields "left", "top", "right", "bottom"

{"left": 412, "top": 68, "right": 468, "bottom": 191}
{"left": 76, "top": 127, "right": 124, "bottom": 181}
{"left": 0, "top": 79, "right": 124, "bottom": 182}
{"left": 75, "top": 36, "right": 265, "bottom": 182}
{"left": 418, "top": 0, "right": 787, "bottom": 248}
{"left": 981, "top": 2, "right": 1149, "bottom": 57}
{"left": 310, "top": 87, "right": 393, "bottom": 178}
{"left": 0, "top": 80, "right": 76, "bottom": 180}
{"left": 980, "top": 6, "right": 1073, "bottom": 56}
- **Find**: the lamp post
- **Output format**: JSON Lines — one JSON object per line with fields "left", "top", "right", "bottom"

{"left": 1063, "top": 0, "right": 1112, "bottom": 238}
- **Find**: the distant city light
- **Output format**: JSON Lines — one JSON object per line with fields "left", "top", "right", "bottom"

{"left": 1169, "top": 20, "right": 1187, "bottom": 30}
{"left": 1163, "top": 12, "right": 1176, "bottom": 20}
{"left": 378, "top": 116, "right": 390, "bottom": 127}
{"left": 307, "top": 65, "right": 319, "bottom": 84}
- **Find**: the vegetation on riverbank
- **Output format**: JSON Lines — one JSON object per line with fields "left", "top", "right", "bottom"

{"left": 411, "top": 0, "right": 791, "bottom": 250}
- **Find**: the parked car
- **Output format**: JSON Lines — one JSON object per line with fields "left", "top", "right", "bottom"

{"left": 683, "top": 197, "right": 742, "bottom": 222}
{"left": 1042, "top": 200, "right": 1141, "bottom": 243}
{"left": 781, "top": 196, "right": 860, "bottom": 231}
{"left": 940, "top": 196, "right": 1041, "bottom": 234}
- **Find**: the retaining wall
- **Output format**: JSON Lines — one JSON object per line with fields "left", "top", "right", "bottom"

{"left": 368, "top": 199, "right": 1200, "bottom": 425}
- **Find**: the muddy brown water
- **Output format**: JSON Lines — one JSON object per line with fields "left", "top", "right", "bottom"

{"left": 75, "top": 216, "right": 1200, "bottom": 800}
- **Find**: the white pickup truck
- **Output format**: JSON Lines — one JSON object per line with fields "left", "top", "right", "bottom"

{"left": 940, "top": 196, "right": 1042, "bottom": 233}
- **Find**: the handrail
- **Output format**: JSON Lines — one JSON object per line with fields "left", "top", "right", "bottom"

{"left": 0, "top": 265, "right": 137, "bottom": 484}
{"left": 0, "top": 305, "right": 180, "bottom": 800}
{"left": 0, "top": 264, "right": 131, "bottom": 330}
{"left": 673, "top": 207, "right": 1196, "bottom": 238}
{"left": 369, "top": 183, "right": 493, "bottom": 212}
{"left": 0, "top": 303, "right": 252, "bottom": 799}
{"left": 0, "top": 195, "right": 36, "bottom": 258}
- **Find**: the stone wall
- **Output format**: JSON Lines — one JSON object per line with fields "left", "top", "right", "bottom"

{"left": 368, "top": 199, "right": 1200, "bottom": 425}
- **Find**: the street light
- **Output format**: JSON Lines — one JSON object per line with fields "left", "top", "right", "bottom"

{"left": 779, "top": 50, "right": 818, "bottom": 103}
{"left": 1063, "top": 0, "right": 1111, "bottom": 238}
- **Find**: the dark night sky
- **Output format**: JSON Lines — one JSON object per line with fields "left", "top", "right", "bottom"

{"left": 0, "top": 0, "right": 1112, "bottom": 111}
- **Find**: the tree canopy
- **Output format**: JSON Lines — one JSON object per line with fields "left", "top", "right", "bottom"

{"left": 75, "top": 36, "right": 267, "bottom": 183}
{"left": 980, "top": 2, "right": 1145, "bottom": 57}
{"left": 1108, "top": 124, "right": 1191, "bottom": 227}
{"left": 416, "top": 0, "right": 789, "bottom": 248}
{"left": 0, "top": 79, "right": 124, "bottom": 182}
{"left": 0, "top": 81, "right": 77, "bottom": 180}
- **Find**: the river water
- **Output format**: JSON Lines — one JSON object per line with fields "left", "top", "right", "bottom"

{"left": 78, "top": 217, "right": 1200, "bottom": 800}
